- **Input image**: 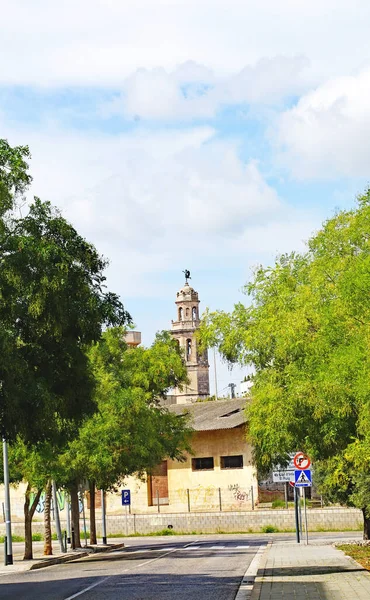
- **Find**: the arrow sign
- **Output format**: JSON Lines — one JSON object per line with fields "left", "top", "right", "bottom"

{"left": 295, "top": 469, "right": 312, "bottom": 487}
{"left": 121, "top": 490, "right": 131, "bottom": 505}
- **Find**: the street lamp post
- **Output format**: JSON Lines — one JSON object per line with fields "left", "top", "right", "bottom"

{"left": 2, "top": 438, "right": 13, "bottom": 565}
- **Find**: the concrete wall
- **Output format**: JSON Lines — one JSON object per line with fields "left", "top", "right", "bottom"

{"left": 0, "top": 508, "right": 362, "bottom": 538}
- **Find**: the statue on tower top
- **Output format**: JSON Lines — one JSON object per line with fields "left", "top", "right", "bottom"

{"left": 183, "top": 269, "right": 191, "bottom": 284}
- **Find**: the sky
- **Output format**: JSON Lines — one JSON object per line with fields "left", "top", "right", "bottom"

{"left": 2, "top": 0, "right": 370, "bottom": 394}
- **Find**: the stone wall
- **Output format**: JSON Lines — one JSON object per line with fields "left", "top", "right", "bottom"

{"left": 1, "top": 508, "right": 362, "bottom": 538}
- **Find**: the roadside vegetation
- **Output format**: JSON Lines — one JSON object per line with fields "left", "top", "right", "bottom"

{"left": 0, "top": 139, "right": 192, "bottom": 560}
{"left": 199, "top": 189, "right": 370, "bottom": 539}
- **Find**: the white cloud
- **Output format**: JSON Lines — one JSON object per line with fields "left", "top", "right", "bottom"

{"left": 102, "top": 56, "right": 308, "bottom": 121}
{"left": 275, "top": 68, "right": 370, "bottom": 179}
{"left": 0, "top": 117, "right": 318, "bottom": 299}
{"left": 1, "top": 0, "right": 370, "bottom": 86}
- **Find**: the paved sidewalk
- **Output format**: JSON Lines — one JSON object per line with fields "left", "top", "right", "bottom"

{"left": 251, "top": 541, "right": 370, "bottom": 600}
{"left": 0, "top": 538, "right": 125, "bottom": 576}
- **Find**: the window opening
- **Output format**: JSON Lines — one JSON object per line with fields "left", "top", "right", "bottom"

{"left": 221, "top": 455, "right": 243, "bottom": 469}
{"left": 192, "top": 457, "right": 214, "bottom": 471}
{"left": 186, "top": 339, "right": 192, "bottom": 360}
{"left": 179, "top": 307, "right": 183, "bottom": 320}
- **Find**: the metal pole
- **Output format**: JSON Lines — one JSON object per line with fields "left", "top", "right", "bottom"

{"left": 213, "top": 349, "right": 218, "bottom": 400}
{"left": 303, "top": 488, "right": 309, "bottom": 545}
{"left": 187, "top": 489, "right": 191, "bottom": 513}
{"left": 101, "top": 490, "right": 107, "bottom": 544}
{"left": 125, "top": 505, "right": 128, "bottom": 536}
{"left": 299, "top": 488, "right": 303, "bottom": 538}
{"left": 250, "top": 486, "right": 254, "bottom": 510}
{"left": 52, "top": 481, "right": 64, "bottom": 552}
{"left": 294, "top": 486, "right": 300, "bottom": 543}
{"left": 2, "top": 439, "right": 13, "bottom": 565}
{"left": 156, "top": 490, "right": 160, "bottom": 513}
{"left": 80, "top": 492, "right": 88, "bottom": 547}
{"left": 3, "top": 536, "right": 7, "bottom": 566}
{"left": 284, "top": 482, "right": 288, "bottom": 509}
{"left": 219, "top": 487, "right": 222, "bottom": 512}
{"left": 66, "top": 495, "right": 71, "bottom": 545}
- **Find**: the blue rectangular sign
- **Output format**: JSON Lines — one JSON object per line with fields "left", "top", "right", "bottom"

{"left": 121, "top": 490, "right": 131, "bottom": 505}
{"left": 295, "top": 469, "right": 312, "bottom": 487}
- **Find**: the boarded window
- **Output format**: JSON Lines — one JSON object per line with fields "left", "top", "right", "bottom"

{"left": 148, "top": 461, "right": 169, "bottom": 506}
{"left": 192, "top": 457, "right": 214, "bottom": 471}
{"left": 221, "top": 455, "right": 243, "bottom": 469}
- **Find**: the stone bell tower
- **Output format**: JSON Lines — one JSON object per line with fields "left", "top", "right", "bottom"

{"left": 171, "top": 271, "right": 210, "bottom": 403}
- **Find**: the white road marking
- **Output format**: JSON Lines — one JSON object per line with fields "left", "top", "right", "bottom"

{"left": 236, "top": 545, "right": 250, "bottom": 548}
{"left": 63, "top": 541, "right": 199, "bottom": 600}
{"left": 209, "top": 545, "right": 225, "bottom": 549}
{"left": 234, "top": 545, "right": 266, "bottom": 600}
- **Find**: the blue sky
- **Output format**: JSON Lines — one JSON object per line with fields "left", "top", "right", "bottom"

{"left": 2, "top": 0, "right": 370, "bottom": 392}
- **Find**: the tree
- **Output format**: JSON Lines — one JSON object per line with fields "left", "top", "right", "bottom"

{"left": 199, "top": 189, "right": 370, "bottom": 537}
{"left": 59, "top": 328, "right": 192, "bottom": 547}
{"left": 0, "top": 140, "right": 130, "bottom": 442}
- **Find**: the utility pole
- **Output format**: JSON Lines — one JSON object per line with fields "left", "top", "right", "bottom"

{"left": 213, "top": 348, "right": 218, "bottom": 400}
{"left": 2, "top": 438, "right": 13, "bottom": 564}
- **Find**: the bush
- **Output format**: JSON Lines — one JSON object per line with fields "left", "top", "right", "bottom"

{"left": 261, "top": 525, "right": 279, "bottom": 533}
{"left": 32, "top": 533, "right": 43, "bottom": 541}
{"left": 272, "top": 499, "right": 285, "bottom": 509}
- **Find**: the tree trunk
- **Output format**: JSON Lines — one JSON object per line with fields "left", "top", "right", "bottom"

{"left": 89, "top": 480, "right": 97, "bottom": 545}
{"left": 362, "top": 508, "right": 370, "bottom": 540}
{"left": 43, "top": 480, "right": 53, "bottom": 555}
{"left": 24, "top": 484, "right": 42, "bottom": 560}
{"left": 70, "top": 482, "right": 81, "bottom": 548}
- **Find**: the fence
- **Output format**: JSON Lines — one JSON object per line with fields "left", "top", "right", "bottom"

{"left": 147, "top": 485, "right": 255, "bottom": 513}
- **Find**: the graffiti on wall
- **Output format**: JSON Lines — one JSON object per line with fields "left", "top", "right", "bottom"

{"left": 30, "top": 490, "right": 83, "bottom": 513}
{"left": 228, "top": 484, "right": 250, "bottom": 502}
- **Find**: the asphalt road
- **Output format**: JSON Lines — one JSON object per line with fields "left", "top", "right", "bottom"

{"left": 0, "top": 534, "right": 264, "bottom": 600}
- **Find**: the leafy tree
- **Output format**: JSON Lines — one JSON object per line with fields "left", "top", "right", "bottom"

{"left": 199, "top": 189, "right": 370, "bottom": 538}
{"left": 59, "top": 328, "right": 192, "bottom": 546}
{"left": 0, "top": 140, "right": 130, "bottom": 442}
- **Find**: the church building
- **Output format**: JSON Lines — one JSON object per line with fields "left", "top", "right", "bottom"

{"left": 170, "top": 273, "right": 210, "bottom": 403}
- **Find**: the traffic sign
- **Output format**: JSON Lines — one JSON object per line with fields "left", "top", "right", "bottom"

{"left": 121, "top": 490, "right": 131, "bottom": 505}
{"left": 295, "top": 469, "right": 312, "bottom": 487}
{"left": 272, "top": 470, "right": 295, "bottom": 483}
{"left": 293, "top": 452, "right": 311, "bottom": 470}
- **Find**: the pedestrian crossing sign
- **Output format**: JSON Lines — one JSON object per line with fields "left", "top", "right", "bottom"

{"left": 295, "top": 469, "right": 312, "bottom": 487}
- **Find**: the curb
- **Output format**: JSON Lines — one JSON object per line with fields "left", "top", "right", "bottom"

{"left": 250, "top": 541, "right": 271, "bottom": 600}
{"left": 29, "top": 542, "right": 126, "bottom": 570}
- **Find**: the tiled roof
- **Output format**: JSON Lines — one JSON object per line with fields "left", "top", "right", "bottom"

{"left": 168, "top": 398, "right": 248, "bottom": 431}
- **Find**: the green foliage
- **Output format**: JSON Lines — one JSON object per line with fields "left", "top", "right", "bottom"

{"left": 58, "top": 327, "right": 193, "bottom": 490}
{"left": 0, "top": 140, "right": 130, "bottom": 442}
{"left": 261, "top": 525, "right": 279, "bottom": 533}
{"left": 199, "top": 188, "right": 370, "bottom": 528}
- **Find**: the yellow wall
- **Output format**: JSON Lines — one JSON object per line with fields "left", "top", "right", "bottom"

{"left": 107, "top": 425, "right": 257, "bottom": 514}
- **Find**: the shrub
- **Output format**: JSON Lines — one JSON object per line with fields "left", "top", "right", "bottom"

{"left": 261, "top": 525, "right": 279, "bottom": 533}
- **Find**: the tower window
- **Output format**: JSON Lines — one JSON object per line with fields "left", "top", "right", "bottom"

{"left": 179, "top": 307, "right": 183, "bottom": 321}
{"left": 186, "top": 339, "right": 192, "bottom": 360}
{"left": 192, "top": 307, "right": 197, "bottom": 320}
{"left": 186, "top": 308, "right": 190, "bottom": 318}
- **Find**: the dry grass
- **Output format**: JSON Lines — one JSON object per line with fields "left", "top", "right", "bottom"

{"left": 337, "top": 544, "right": 370, "bottom": 571}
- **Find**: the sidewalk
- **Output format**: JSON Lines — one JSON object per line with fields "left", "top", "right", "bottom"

{"left": 251, "top": 540, "right": 370, "bottom": 600}
{"left": 0, "top": 538, "right": 125, "bottom": 576}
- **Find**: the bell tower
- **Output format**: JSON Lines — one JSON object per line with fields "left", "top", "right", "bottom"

{"left": 171, "top": 271, "right": 210, "bottom": 403}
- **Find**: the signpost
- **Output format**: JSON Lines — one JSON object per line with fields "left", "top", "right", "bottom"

{"left": 122, "top": 490, "right": 131, "bottom": 536}
{"left": 293, "top": 452, "right": 312, "bottom": 545}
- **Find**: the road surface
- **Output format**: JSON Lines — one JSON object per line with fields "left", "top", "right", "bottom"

{"left": 0, "top": 534, "right": 264, "bottom": 600}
